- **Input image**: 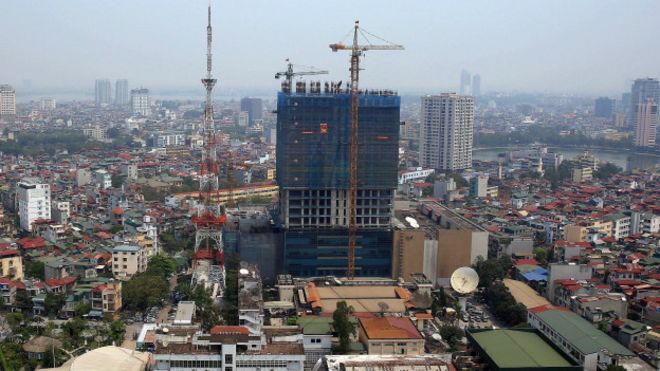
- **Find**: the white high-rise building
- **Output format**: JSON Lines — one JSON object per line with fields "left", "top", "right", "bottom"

{"left": 0, "top": 85, "right": 16, "bottom": 117}
{"left": 17, "top": 178, "right": 51, "bottom": 232}
{"left": 95, "top": 79, "right": 112, "bottom": 106}
{"left": 420, "top": 93, "right": 474, "bottom": 171}
{"left": 39, "top": 97, "right": 56, "bottom": 111}
{"left": 115, "top": 79, "right": 129, "bottom": 105}
{"left": 130, "top": 88, "right": 151, "bottom": 116}
{"left": 634, "top": 99, "right": 657, "bottom": 147}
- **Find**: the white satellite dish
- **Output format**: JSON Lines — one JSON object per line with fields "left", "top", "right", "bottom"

{"left": 239, "top": 268, "right": 249, "bottom": 275}
{"left": 450, "top": 267, "right": 479, "bottom": 294}
{"left": 432, "top": 333, "right": 442, "bottom": 342}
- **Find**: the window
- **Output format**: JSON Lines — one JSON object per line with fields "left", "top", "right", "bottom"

{"left": 225, "top": 354, "right": 233, "bottom": 364}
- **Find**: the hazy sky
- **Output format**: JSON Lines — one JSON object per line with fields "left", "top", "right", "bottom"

{"left": 2, "top": 0, "right": 659, "bottom": 97}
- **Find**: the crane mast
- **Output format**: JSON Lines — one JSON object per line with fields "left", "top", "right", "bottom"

{"left": 330, "top": 21, "right": 403, "bottom": 280}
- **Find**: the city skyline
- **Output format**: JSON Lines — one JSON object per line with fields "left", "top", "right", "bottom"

{"left": 2, "top": 0, "right": 660, "bottom": 97}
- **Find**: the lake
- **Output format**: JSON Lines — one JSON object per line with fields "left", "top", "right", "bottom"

{"left": 473, "top": 146, "right": 660, "bottom": 171}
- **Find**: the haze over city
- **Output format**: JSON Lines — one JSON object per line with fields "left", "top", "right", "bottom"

{"left": 3, "top": 0, "right": 660, "bottom": 97}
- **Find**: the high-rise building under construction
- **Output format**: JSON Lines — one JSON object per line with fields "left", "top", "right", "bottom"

{"left": 276, "top": 82, "right": 400, "bottom": 277}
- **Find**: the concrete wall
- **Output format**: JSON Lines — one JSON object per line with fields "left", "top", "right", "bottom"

{"left": 391, "top": 229, "right": 425, "bottom": 281}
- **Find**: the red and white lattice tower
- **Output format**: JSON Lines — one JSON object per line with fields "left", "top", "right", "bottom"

{"left": 192, "top": 3, "right": 226, "bottom": 269}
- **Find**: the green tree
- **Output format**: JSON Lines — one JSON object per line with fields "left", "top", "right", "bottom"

{"left": 533, "top": 247, "right": 549, "bottom": 266}
{"left": 5, "top": 312, "right": 24, "bottom": 332}
{"left": 62, "top": 318, "right": 88, "bottom": 349}
{"left": 332, "top": 301, "right": 355, "bottom": 354}
{"left": 75, "top": 303, "right": 91, "bottom": 317}
{"left": 24, "top": 260, "right": 45, "bottom": 280}
{"left": 107, "top": 127, "right": 121, "bottom": 138}
{"left": 472, "top": 255, "right": 512, "bottom": 288}
{"left": 439, "top": 324, "right": 464, "bottom": 350}
{"left": 14, "top": 290, "right": 33, "bottom": 311}
{"left": 594, "top": 162, "right": 622, "bottom": 180}
{"left": 0, "top": 340, "right": 29, "bottom": 371}
{"left": 44, "top": 293, "right": 66, "bottom": 316}
{"left": 221, "top": 254, "right": 241, "bottom": 326}
{"left": 122, "top": 274, "right": 170, "bottom": 311}
{"left": 146, "top": 255, "right": 177, "bottom": 278}
{"left": 605, "top": 365, "right": 626, "bottom": 371}
{"left": 111, "top": 174, "right": 126, "bottom": 188}
{"left": 109, "top": 320, "right": 126, "bottom": 345}
{"left": 447, "top": 173, "right": 468, "bottom": 188}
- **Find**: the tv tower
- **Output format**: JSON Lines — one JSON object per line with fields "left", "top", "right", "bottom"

{"left": 192, "top": 2, "right": 226, "bottom": 269}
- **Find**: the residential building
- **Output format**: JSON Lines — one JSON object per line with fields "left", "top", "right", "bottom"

{"left": 322, "top": 355, "right": 456, "bottom": 371}
{"left": 606, "top": 212, "right": 631, "bottom": 240}
{"left": 130, "top": 88, "right": 151, "bottom": 116}
{"left": 628, "top": 77, "right": 659, "bottom": 127}
{"left": 17, "top": 177, "right": 51, "bottom": 232}
{"left": 460, "top": 70, "right": 471, "bottom": 95}
{"left": 95, "top": 79, "right": 112, "bottom": 106}
{"left": 594, "top": 97, "right": 615, "bottom": 119}
{"left": 527, "top": 305, "right": 636, "bottom": 371}
{"left": 0, "top": 249, "right": 23, "bottom": 280}
{"left": 0, "top": 84, "right": 16, "bottom": 117}
{"left": 237, "top": 111, "right": 249, "bottom": 127}
{"left": 276, "top": 84, "right": 399, "bottom": 277}
{"left": 572, "top": 167, "right": 593, "bottom": 183}
{"left": 634, "top": 99, "right": 657, "bottom": 147}
{"left": 39, "top": 97, "right": 56, "bottom": 111}
{"left": 420, "top": 93, "right": 474, "bottom": 171}
{"left": 631, "top": 212, "right": 660, "bottom": 234}
{"left": 115, "top": 79, "right": 129, "bottom": 105}
{"left": 469, "top": 175, "right": 488, "bottom": 198}
{"left": 75, "top": 168, "right": 92, "bottom": 186}
{"left": 90, "top": 280, "right": 122, "bottom": 315}
{"left": 93, "top": 169, "right": 112, "bottom": 189}
{"left": 472, "top": 74, "right": 481, "bottom": 97}
{"left": 357, "top": 317, "right": 424, "bottom": 355}
{"left": 112, "top": 245, "right": 147, "bottom": 280}
{"left": 240, "top": 97, "right": 263, "bottom": 125}
{"left": 547, "top": 263, "right": 592, "bottom": 302}
{"left": 82, "top": 124, "right": 107, "bottom": 140}
{"left": 148, "top": 132, "right": 185, "bottom": 147}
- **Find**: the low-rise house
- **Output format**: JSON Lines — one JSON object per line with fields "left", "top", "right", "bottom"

{"left": 357, "top": 317, "right": 424, "bottom": 356}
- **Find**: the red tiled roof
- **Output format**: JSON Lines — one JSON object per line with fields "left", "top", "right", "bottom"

{"left": 360, "top": 317, "right": 422, "bottom": 340}
{"left": 209, "top": 326, "right": 249, "bottom": 335}
{"left": 528, "top": 304, "right": 572, "bottom": 314}
{"left": 0, "top": 249, "right": 20, "bottom": 258}
{"left": 45, "top": 276, "right": 77, "bottom": 288}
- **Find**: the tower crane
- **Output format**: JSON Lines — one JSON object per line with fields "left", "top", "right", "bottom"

{"left": 275, "top": 59, "right": 328, "bottom": 93}
{"left": 330, "top": 21, "right": 403, "bottom": 280}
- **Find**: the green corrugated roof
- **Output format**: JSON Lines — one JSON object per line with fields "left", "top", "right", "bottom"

{"left": 297, "top": 317, "right": 333, "bottom": 335}
{"left": 471, "top": 329, "right": 572, "bottom": 368}
{"left": 538, "top": 310, "right": 634, "bottom": 356}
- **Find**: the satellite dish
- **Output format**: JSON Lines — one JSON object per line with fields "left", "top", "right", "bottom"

{"left": 239, "top": 268, "right": 249, "bottom": 275}
{"left": 450, "top": 267, "right": 479, "bottom": 294}
{"left": 432, "top": 333, "right": 442, "bottom": 341}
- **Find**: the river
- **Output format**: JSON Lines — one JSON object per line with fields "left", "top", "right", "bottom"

{"left": 473, "top": 146, "right": 660, "bottom": 171}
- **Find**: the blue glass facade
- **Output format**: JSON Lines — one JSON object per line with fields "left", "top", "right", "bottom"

{"left": 283, "top": 229, "right": 392, "bottom": 277}
{"left": 276, "top": 90, "right": 400, "bottom": 278}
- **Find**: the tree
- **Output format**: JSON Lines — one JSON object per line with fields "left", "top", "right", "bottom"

{"left": 472, "top": 255, "right": 512, "bottom": 288}
{"left": 439, "top": 324, "right": 464, "bottom": 350}
{"left": 62, "top": 318, "right": 87, "bottom": 349}
{"left": 75, "top": 303, "right": 91, "bottom": 317}
{"left": 145, "top": 255, "right": 177, "bottom": 278}
{"left": 107, "top": 127, "right": 121, "bottom": 139}
{"left": 332, "top": 301, "right": 355, "bottom": 354}
{"left": 447, "top": 173, "right": 468, "bottom": 188}
{"left": 14, "top": 290, "right": 33, "bottom": 311}
{"left": 44, "top": 293, "right": 66, "bottom": 316}
{"left": 5, "top": 312, "right": 24, "bottom": 332}
{"left": 533, "top": 247, "right": 549, "bottom": 266}
{"left": 605, "top": 366, "right": 626, "bottom": 371}
{"left": 122, "top": 274, "right": 170, "bottom": 311}
{"left": 25, "top": 260, "right": 45, "bottom": 280}
{"left": 109, "top": 320, "right": 126, "bottom": 345}
{"left": 594, "top": 162, "right": 622, "bottom": 180}
{"left": 221, "top": 254, "right": 241, "bottom": 326}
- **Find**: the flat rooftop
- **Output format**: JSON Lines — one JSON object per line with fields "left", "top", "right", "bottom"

{"left": 312, "top": 286, "right": 408, "bottom": 313}
{"left": 470, "top": 329, "right": 575, "bottom": 369}
{"left": 503, "top": 279, "right": 550, "bottom": 309}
